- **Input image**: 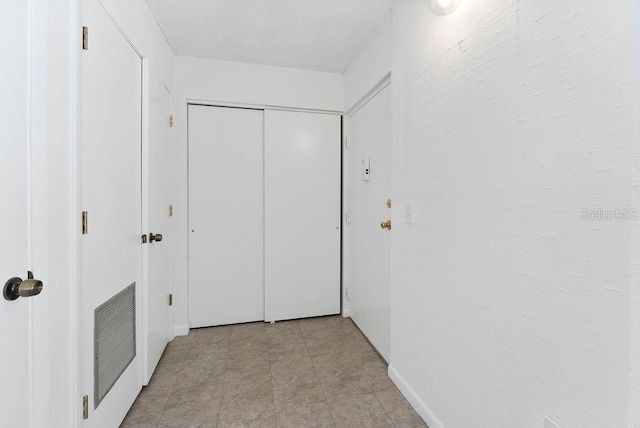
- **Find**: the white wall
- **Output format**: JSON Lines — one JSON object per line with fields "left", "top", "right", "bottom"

{"left": 171, "top": 56, "right": 343, "bottom": 335}
{"left": 390, "top": 0, "right": 638, "bottom": 427}
{"left": 343, "top": 16, "right": 392, "bottom": 112}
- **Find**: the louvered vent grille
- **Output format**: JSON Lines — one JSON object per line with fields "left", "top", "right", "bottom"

{"left": 94, "top": 282, "right": 136, "bottom": 408}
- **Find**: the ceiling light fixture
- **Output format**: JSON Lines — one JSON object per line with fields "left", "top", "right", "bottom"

{"left": 429, "top": 0, "right": 462, "bottom": 16}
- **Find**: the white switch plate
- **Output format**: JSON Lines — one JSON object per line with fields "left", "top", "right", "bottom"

{"left": 544, "top": 416, "right": 562, "bottom": 428}
{"left": 404, "top": 202, "right": 413, "bottom": 224}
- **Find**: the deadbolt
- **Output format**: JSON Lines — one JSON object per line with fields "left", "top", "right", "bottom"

{"left": 149, "top": 233, "right": 163, "bottom": 243}
{"left": 386, "top": 199, "right": 392, "bottom": 209}
{"left": 3, "top": 271, "right": 44, "bottom": 301}
{"left": 380, "top": 220, "right": 392, "bottom": 230}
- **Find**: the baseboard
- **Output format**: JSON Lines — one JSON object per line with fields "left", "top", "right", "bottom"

{"left": 388, "top": 365, "right": 446, "bottom": 428}
{"left": 342, "top": 307, "right": 350, "bottom": 318}
{"left": 173, "top": 324, "right": 190, "bottom": 337}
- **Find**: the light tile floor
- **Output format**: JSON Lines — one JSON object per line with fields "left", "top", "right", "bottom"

{"left": 121, "top": 316, "right": 427, "bottom": 427}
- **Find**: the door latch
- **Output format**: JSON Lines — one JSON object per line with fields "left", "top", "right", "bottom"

{"left": 3, "top": 271, "right": 44, "bottom": 301}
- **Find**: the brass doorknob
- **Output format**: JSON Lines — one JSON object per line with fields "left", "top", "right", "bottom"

{"left": 380, "top": 220, "right": 392, "bottom": 230}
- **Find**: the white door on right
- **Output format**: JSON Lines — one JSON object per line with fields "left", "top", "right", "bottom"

{"left": 349, "top": 84, "right": 392, "bottom": 362}
{"left": 264, "top": 110, "right": 341, "bottom": 322}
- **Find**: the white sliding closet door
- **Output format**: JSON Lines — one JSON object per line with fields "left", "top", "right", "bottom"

{"left": 188, "top": 105, "right": 265, "bottom": 327}
{"left": 264, "top": 110, "right": 341, "bottom": 322}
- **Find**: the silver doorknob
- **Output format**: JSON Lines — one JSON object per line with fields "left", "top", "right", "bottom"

{"left": 3, "top": 271, "right": 44, "bottom": 301}
{"left": 149, "top": 233, "right": 163, "bottom": 243}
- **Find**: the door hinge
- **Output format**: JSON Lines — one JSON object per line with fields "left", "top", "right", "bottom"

{"left": 169, "top": 204, "right": 173, "bottom": 217}
{"left": 82, "top": 395, "right": 89, "bottom": 419}
{"left": 82, "top": 211, "right": 88, "bottom": 234}
{"left": 345, "top": 135, "right": 351, "bottom": 150}
{"left": 346, "top": 211, "right": 351, "bottom": 225}
{"left": 169, "top": 115, "right": 174, "bottom": 128}
{"left": 169, "top": 294, "right": 173, "bottom": 306}
{"left": 82, "top": 26, "right": 88, "bottom": 50}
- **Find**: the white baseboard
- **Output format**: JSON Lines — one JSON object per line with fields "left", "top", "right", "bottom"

{"left": 173, "top": 324, "right": 190, "bottom": 337}
{"left": 342, "top": 307, "right": 350, "bottom": 318}
{"left": 388, "top": 365, "right": 445, "bottom": 428}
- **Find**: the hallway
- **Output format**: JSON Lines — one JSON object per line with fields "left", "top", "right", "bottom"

{"left": 121, "top": 316, "right": 426, "bottom": 427}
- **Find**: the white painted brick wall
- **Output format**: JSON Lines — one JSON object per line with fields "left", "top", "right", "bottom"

{"left": 390, "top": 0, "right": 638, "bottom": 426}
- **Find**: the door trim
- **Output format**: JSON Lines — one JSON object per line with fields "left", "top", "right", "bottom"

{"left": 345, "top": 72, "right": 391, "bottom": 117}
{"left": 187, "top": 99, "right": 342, "bottom": 116}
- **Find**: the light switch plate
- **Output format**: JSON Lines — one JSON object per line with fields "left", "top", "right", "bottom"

{"left": 404, "top": 202, "right": 413, "bottom": 224}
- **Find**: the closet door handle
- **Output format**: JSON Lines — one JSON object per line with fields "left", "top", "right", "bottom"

{"left": 149, "top": 233, "right": 163, "bottom": 243}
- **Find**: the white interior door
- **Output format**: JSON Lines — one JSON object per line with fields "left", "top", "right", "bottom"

{"left": 349, "top": 84, "right": 392, "bottom": 362}
{"left": 188, "top": 105, "right": 265, "bottom": 328}
{"left": 0, "top": 1, "right": 35, "bottom": 425}
{"left": 264, "top": 110, "right": 341, "bottom": 322}
{"left": 142, "top": 70, "right": 172, "bottom": 384}
{"left": 82, "top": 0, "right": 143, "bottom": 424}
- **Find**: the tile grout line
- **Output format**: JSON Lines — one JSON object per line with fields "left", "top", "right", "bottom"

{"left": 215, "top": 328, "right": 233, "bottom": 427}
{"left": 345, "top": 318, "right": 398, "bottom": 428}
{"left": 156, "top": 335, "right": 195, "bottom": 426}
{"left": 265, "top": 324, "right": 278, "bottom": 427}
{"left": 303, "top": 318, "right": 339, "bottom": 427}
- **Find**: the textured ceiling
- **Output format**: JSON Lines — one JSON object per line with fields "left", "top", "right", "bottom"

{"left": 145, "top": 0, "right": 395, "bottom": 73}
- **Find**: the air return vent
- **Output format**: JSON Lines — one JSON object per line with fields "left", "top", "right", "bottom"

{"left": 94, "top": 283, "right": 136, "bottom": 408}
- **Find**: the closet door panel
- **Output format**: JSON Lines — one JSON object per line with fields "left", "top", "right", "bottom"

{"left": 264, "top": 110, "right": 341, "bottom": 321}
{"left": 188, "top": 105, "right": 264, "bottom": 327}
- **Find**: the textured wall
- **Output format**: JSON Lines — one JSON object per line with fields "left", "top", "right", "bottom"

{"left": 390, "top": 0, "right": 638, "bottom": 426}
